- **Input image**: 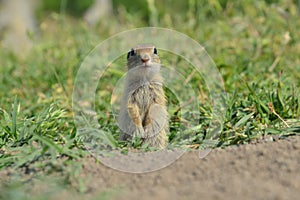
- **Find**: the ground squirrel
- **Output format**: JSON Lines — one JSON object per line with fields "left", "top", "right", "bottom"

{"left": 118, "top": 44, "right": 169, "bottom": 148}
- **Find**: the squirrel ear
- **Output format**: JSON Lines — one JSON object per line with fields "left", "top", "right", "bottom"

{"left": 127, "top": 48, "right": 135, "bottom": 59}
{"left": 153, "top": 47, "right": 158, "bottom": 55}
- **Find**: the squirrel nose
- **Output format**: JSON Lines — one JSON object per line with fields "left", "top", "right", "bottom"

{"left": 141, "top": 55, "right": 150, "bottom": 63}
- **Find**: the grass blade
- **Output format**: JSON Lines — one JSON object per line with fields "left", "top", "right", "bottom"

{"left": 11, "top": 96, "right": 19, "bottom": 140}
{"left": 234, "top": 113, "right": 254, "bottom": 128}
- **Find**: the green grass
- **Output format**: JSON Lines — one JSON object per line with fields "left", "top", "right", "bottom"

{"left": 1, "top": 0, "right": 300, "bottom": 198}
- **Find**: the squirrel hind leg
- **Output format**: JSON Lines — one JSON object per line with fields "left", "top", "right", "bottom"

{"left": 143, "top": 103, "right": 169, "bottom": 149}
{"left": 143, "top": 129, "right": 168, "bottom": 149}
{"left": 119, "top": 131, "right": 131, "bottom": 141}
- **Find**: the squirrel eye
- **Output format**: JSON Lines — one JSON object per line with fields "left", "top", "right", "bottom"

{"left": 127, "top": 48, "right": 135, "bottom": 59}
{"left": 153, "top": 47, "right": 158, "bottom": 55}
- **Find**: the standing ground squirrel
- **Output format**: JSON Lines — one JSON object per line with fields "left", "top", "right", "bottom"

{"left": 118, "top": 44, "right": 169, "bottom": 148}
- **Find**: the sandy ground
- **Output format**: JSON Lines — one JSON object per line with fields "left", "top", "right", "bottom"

{"left": 81, "top": 135, "right": 300, "bottom": 199}
{"left": 1, "top": 135, "right": 300, "bottom": 200}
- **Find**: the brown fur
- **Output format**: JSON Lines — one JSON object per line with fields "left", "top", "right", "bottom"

{"left": 118, "top": 44, "right": 168, "bottom": 148}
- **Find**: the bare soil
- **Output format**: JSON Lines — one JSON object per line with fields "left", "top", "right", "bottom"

{"left": 1, "top": 135, "right": 300, "bottom": 200}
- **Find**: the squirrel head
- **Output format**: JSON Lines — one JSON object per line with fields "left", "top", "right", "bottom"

{"left": 125, "top": 44, "right": 163, "bottom": 86}
{"left": 127, "top": 44, "right": 160, "bottom": 70}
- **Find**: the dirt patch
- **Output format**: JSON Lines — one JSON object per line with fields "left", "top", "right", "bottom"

{"left": 79, "top": 135, "right": 300, "bottom": 199}
{"left": 1, "top": 136, "right": 300, "bottom": 200}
